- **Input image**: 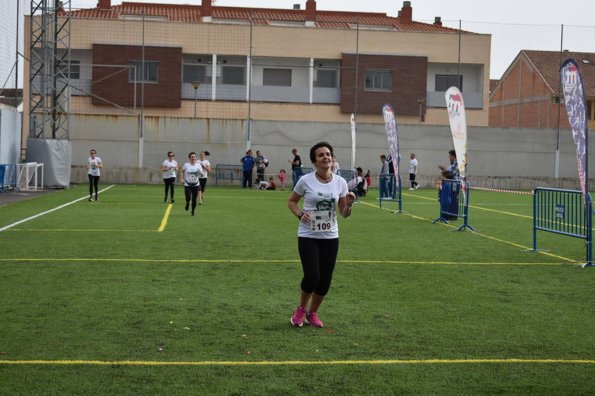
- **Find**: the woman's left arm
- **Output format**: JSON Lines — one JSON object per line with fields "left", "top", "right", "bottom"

{"left": 338, "top": 192, "right": 356, "bottom": 218}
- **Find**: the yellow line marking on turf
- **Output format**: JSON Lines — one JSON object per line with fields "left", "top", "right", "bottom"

{"left": 405, "top": 194, "right": 532, "bottom": 219}
{"left": 158, "top": 204, "right": 173, "bottom": 232}
{"left": 0, "top": 258, "right": 570, "bottom": 266}
{"left": 6, "top": 229, "right": 155, "bottom": 232}
{"left": 360, "top": 199, "right": 579, "bottom": 264}
{"left": 1, "top": 358, "right": 593, "bottom": 366}
{"left": 468, "top": 204, "right": 533, "bottom": 219}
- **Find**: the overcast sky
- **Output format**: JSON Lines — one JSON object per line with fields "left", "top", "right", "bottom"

{"left": 71, "top": 0, "right": 595, "bottom": 79}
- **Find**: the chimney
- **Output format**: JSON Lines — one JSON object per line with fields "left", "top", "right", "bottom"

{"left": 293, "top": 4, "right": 301, "bottom": 10}
{"left": 97, "top": 0, "right": 110, "bottom": 9}
{"left": 202, "top": 0, "right": 212, "bottom": 22}
{"left": 433, "top": 16, "right": 442, "bottom": 26}
{"left": 399, "top": 1, "right": 412, "bottom": 24}
{"left": 305, "top": 0, "right": 316, "bottom": 26}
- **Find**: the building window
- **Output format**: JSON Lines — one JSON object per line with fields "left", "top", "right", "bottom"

{"left": 315, "top": 69, "right": 338, "bottom": 88}
{"left": 263, "top": 68, "right": 292, "bottom": 87}
{"left": 56, "top": 60, "right": 80, "bottom": 79}
{"left": 222, "top": 66, "right": 245, "bottom": 85}
{"left": 364, "top": 70, "right": 392, "bottom": 91}
{"left": 183, "top": 64, "right": 207, "bottom": 84}
{"left": 435, "top": 74, "right": 463, "bottom": 92}
{"left": 128, "top": 61, "right": 159, "bottom": 83}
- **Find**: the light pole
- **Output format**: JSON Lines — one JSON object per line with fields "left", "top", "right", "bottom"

{"left": 191, "top": 81, "right": 201, "bottom": 117}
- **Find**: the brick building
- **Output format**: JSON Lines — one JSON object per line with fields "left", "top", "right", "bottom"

{"left": 489, "top": 50, "right": 595, "bottom": 129}
{"left": 24, "top": 0, "right": 491, "bottom": 128}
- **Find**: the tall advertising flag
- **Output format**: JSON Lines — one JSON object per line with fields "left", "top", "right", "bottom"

{"left": 382, "top": 104, "right": 400, "bottom": 187}
{"left": 561, "top": 58, "right": 588, "bottom": 199}
{"left": 444, "top": 86, "right": 468, "bottom": 179}
{"left": 350, "top": 113, "right": 356, "bottom": 172}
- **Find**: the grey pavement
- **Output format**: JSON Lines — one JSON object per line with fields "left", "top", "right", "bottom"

{"left": 0, "top": 189, "right": 55, "bottom": 207}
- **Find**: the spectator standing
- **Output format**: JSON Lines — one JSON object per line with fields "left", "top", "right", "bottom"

{"left": 379, "top": 154, "right": 389, "bottom": 198}
{"left": 278, "top": 169, "right": 286, "bottom": 191}
{"left": 289, "top": 148, "right": 303, "bottom": 188}
{"left": 408, "top": 153, "right": 419, "bottom": 190}
{"left": 87, "top": 149, "right": 103, "bottom": 202}
{"left": 241, "top": 149, "right": 255, "bottom": 188}
{"left": 255, "top": 150, "right": 268, "bottom": 184}
{"left": 331, "top": 156, "right": 340, "bottom": 174}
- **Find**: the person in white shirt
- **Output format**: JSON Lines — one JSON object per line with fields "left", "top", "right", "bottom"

{"left": 287, "top": 142, "right": 356, "bottom": 328}
{"left": 408, "top": 153, "right": 419, "bottom": 190}
{"left": 198, "top": 151, "right": 211, "bottom": 205}
{"left": 179, "top": 152, "right": 203, "bottom": 216}
{"left": 86, "top": 149, "right": 103, "bottom": 202}
{"left": 161, "top": 151, "right": 178, "bottom": 203}
{"left": 331, "top": 156, "right": 340, "bottom": 174}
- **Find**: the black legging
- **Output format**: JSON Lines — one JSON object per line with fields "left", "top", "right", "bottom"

{"left": 184, "top": 185, "right": 199, "bottom": 213}
{"left": 164, "top": 177, "right": 175, "bottom": 200}
{"left": 88, "top": 175, "right": 100, "bottom": 199}
{"left": 297, "top": 237, "right": 339, "bottom": 296}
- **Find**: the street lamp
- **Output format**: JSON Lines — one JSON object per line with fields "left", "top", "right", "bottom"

{"left": 191, "top": 81, "right": 201, "bottom": 117}
{"left": 417, "top": 97, "right": 425, "bottom": 124}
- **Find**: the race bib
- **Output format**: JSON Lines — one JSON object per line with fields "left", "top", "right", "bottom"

{"left": 310, "top": 210, "right": 334, "bottom": 233}
{"left": 186, "top": 173, "right": 199, "bottom": 185}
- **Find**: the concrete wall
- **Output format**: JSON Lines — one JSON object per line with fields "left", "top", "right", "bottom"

{"left": 0, "top": 108, "right": 22, "bottom": 164}
{"left": 68, "top": 113, "right": 592, "bottom": 190}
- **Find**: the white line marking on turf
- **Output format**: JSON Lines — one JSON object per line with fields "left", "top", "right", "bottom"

{"left": 0, "top": 185, "right": 115, "bottom": 233}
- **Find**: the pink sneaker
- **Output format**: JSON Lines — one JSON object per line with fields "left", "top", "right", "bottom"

{"left": 291, "top": 305, "right": 306, "bottom": 327}
{"left": 305, "top": 311, "right": 324, "bottom": 328}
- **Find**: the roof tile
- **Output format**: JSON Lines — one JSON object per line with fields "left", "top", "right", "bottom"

{"left": 67, "top": 2, "right": 460, "bottom": 33}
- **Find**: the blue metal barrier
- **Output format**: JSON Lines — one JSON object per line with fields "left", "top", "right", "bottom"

{"left": 293, "top": 167, "right": 313, "bottom": 186}
{"left": 378, "top": 174, "right": 402, "bottom": 212}
{"left": 433, "top": 179, "right": 474, "bottom": 231}
{"left": 337, "top": 170, "right": 355, "bottom": 181}
{"left": 214, "top": 164, "right": 243, "bottom": 185}
{"left": 533, "top": 187, "right": 592, "bottom": 266}
{"left": 0, "top": 164, "right": 17, "bottom": 192}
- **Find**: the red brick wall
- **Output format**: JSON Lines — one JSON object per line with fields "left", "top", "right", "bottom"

{"left": 340, "top": 54, "right": 427, "bottom": 116}
{"left": 92, "top": 44, "right": 182, "bottom": 108}
{"left": 489, "top": 56, "right": 572, "bottom": 129}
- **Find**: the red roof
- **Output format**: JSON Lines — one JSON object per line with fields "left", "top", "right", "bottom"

{"left": 67, "top": 2, "right": 459, "bottom": 33}
{"left": 522, "top": 50, "right": 595, "bottom": 97}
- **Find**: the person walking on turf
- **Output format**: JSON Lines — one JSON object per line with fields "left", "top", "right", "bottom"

{"left": 86, "top": 149, "right": 103, "bottom": 202}
{"left": 180, "top": 152, "right": 203, "bottom": 216}
{"left": 161, "top": 151, "right": 178, "bottom": 203}
{"left": 408, "top": 152, "right": 419, "bottom": 190}
{"left": 288, "top": 141, "right": 356, "bottom": 328}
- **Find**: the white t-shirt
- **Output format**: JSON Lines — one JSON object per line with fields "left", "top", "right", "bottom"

{"left": 409, "top": 158, "right": 418, "bottom": 174}
{"left": 182, "top": 162, "right": 203, "bottom": 187}
{"left": 199, "top": 159, "right": 210, "bottom": 178}
{"left": 294, "top": 172, "right": 348, "bottom": 239}
{"left": 88, "top": 156, "right": 102, "bottom": 176}
{"left": 162, "top": 159, "right": 178, "bottom": 179}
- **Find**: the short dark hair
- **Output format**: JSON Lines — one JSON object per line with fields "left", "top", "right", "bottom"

{"left": 449, "top": 149, "right": 456, "bottom": 157}
{"left": 188, "top": 151, "right": 197, "bottom": 158}
{"left": 309, "top": 141, "right": 334, "bottom": 163}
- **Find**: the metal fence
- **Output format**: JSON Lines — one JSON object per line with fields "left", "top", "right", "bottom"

{"left": 533, "top": 187, "right": 592, "bottom": 266}
{"left": 0, "top": 164, "right": 18, "bottom": 192}
{"left": 433, "top": 179, "right": 474, "bottom": 231}
{"left": 214, "top": 164, "right": 243, "bottom": 185}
